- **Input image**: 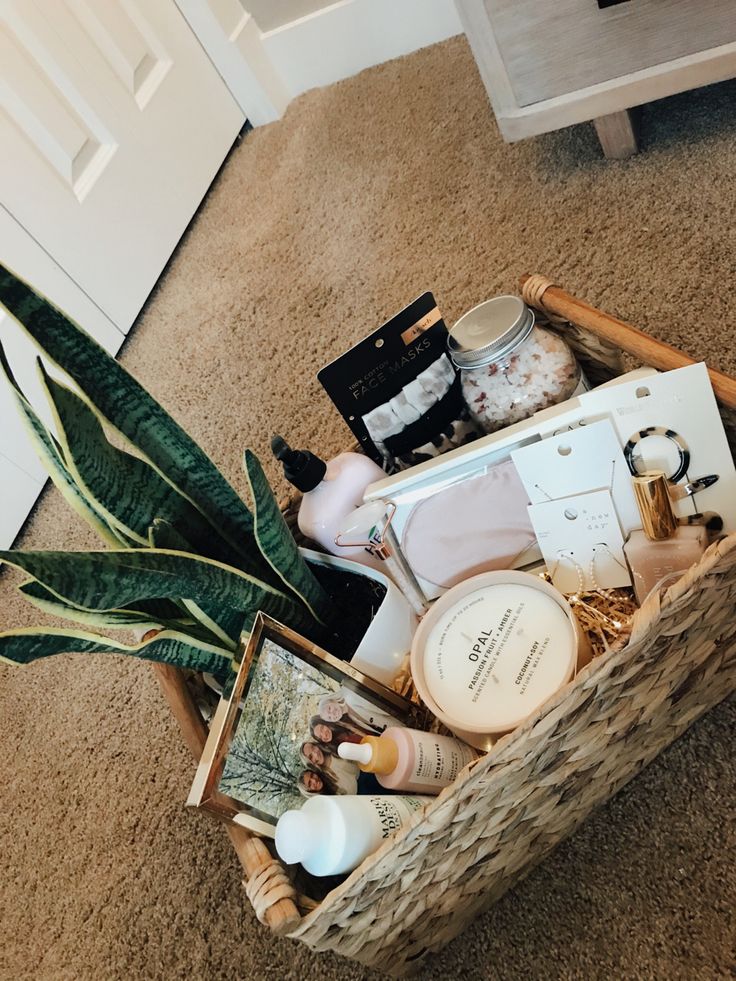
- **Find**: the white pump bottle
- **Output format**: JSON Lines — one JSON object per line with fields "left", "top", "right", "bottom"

{"left": 275, "top": 794, "right": 429, "bottom": 876}
{"left": 272, "top": 435, "right": 385, "bottom": 572}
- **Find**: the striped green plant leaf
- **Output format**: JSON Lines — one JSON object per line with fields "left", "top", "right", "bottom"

{"left": 148, "top": 519, "right": 246, "bottom": 646}
{"left": 0, "top": 549, "right": 317, "bottom": 637}
{"left": 0, "top": 626, "right": 236, "bottom": 681}
{"left": 0, "top": 343, "right": 122, "bottom": 547}
{"left": 243, "top": 449, "right": 331, "bottom": 624}
{"left": 178, "top": 600, "right": 239, "bottom": 650}
{"left": 0, "top": 263, "right": 255, "bottom": 555}
{"left": 36, "top": 365, "right": 268, "bottom": 579}
{"left": 146, "top": 517, "right": 194, "bottom": 552}
{"left": 18, "top": 579, "right": 197, "bottom": 633}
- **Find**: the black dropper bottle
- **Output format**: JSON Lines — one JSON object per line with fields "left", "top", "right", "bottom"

{"left": 271, "top": 435, "right": 328, "bottom": 493}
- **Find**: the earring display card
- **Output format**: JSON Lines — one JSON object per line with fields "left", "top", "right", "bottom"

{"left": 534, "top": 363, "right": 736, "bottom": 534}
{"left": 527, "top": 489, "right": 632, "bottom": 594}
{"left": 511, "top": 419, "right": 641, "bottom": 534}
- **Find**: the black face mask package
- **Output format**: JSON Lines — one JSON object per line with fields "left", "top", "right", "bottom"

{"left": 318, "top": 293, "right": 483, "bottom": 472}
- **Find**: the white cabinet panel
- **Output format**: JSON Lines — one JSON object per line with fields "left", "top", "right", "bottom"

{"left": 0, "top": 456, "right": 44, "bottom": 549}
{"left": 0, "top": 309, "right": 57, "bottom": 485}
{"left": 174, "top": 0, "right": 290, "bottom": 125}
{"left": 484, "top": 0, "right": 736, "bottom": 107}
{"left": 1, "top": 0, "right": 244, "bottom": 331}
{"left": 0, "top": 213, "right": 125, "bottom": 547}
{"left": 1, "top": 207, "right": 125, "bottom": 355}
{"left": 0, "top": 0, "right": 244, "bottom": 543}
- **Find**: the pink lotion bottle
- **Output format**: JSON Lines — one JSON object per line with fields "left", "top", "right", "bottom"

{"left": 272, "top": 435, "right": 385, "bottom": 572}
{"left": 338, "top": 726, "right": 480, "bottom": 794}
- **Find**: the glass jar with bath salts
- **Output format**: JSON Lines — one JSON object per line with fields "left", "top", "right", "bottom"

{"left": 448, "top": 295, "right": 588, "bottom": 434}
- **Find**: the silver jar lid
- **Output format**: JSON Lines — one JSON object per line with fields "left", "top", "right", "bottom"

{"left": 448, "top": 295, "right": 535, "bottom": 368}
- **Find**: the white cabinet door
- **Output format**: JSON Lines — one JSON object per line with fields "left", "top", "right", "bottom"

{"left": 0, "top": 0, "right": 245, "bottom": 331}
{"left": 0, "top": 457, "right": 43, "bottom": 550}
{"left": 0, "top": 302, "right": 119, "bottom": 550}
{"left": 0, "top": 209, "right": 127, "bottom": 548}
{"left": 0, "top": 0, "right": 244, "bottom": 546}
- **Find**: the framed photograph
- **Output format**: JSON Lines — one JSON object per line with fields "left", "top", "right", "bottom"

{"left": 187, "top": 612, "right": 417, "bottom": 837}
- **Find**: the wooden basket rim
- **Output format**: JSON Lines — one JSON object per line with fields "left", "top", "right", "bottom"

{"left": 286, "top": 274, "right": 736, "bottom": 931}
{"left": 226, "top": 273, "right": 736, "bottom": 941}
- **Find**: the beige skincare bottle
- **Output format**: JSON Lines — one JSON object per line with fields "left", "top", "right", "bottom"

{"left": 338, "top": 727, "right": 480, "bottom": 794}
{"left": 624, "top": 471, "right": 707, "bottom": 604}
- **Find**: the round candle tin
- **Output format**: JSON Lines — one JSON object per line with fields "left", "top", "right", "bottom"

{"left": 410, "top": 571, "right": 586, "bottom": 750}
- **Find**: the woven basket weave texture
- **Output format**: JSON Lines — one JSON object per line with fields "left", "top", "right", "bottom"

{"left": 261, "top": 292, "right": 736, "bottom": 975}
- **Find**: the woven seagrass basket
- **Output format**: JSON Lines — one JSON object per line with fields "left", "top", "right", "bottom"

{"left": 154, "top": 275, "right": 736, "bottom": 976}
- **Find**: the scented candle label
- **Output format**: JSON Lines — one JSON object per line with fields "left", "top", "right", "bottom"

{"left": 423, "top": 583, "right": 576, "bottom": 733}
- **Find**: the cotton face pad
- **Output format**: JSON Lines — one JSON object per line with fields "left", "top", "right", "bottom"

{"left": 400, "top": 459, "right": 537, "bottom": 589}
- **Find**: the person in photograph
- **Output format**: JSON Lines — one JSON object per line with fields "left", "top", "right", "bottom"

{"left": 317, "top": 691, "right": 396, "bottom": 736}
{"left": 297, "top": 767, "right": 338, "bottom": 798}
{"left": 310, "top": 716, "right": 363, "bottom": 751}
{"left": 300, "top": 740, "right": 358, "bottom": 794}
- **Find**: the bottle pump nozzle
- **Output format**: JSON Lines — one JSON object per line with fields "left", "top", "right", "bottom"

{"left": 338, "top": 742, "right": 374, "bottom": 767}
{"left": 271, "top": 434, "right": 327, "bottom": 493}
{"left": 338, "top": 735, "right": 398, "bottom": 774}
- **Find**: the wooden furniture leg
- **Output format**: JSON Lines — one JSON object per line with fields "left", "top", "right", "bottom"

{"left": 593, "top": 108, "right": 639, "bottom": 159}
{"left": 152, "top": 663, "right": 301, "bottom": 934}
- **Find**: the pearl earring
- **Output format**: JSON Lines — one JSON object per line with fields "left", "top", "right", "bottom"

{"left": 590, "top": 543, "right": 629, "bottom": 598}
{"left": 556, "top": 550, "right": 586, "bottom": 596}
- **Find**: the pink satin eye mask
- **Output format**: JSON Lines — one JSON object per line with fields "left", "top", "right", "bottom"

{"left": 401, "top": 459, "right": 537, "bottom": 589}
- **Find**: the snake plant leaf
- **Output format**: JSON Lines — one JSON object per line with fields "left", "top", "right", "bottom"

{"left": 243, "top": 449, "right": 331, "bottom": 624}
{"left": 148, "top": 519, "right": 246, "bottom": 646}
{"left": 0, "top": 263, "right": 255, "bottom": 555}
{"left": 147, "top": 514, "right": 256, "bottom": 582}
{"left": 0, "top": 549, "right": 317, "bottom": 637}
{"left": 18, "top": 579, "right": 197, "bottom": 633}
{"left": 0, "top": 626, "right": 236, "bottom": 680}
{"left": 0, "top": 342, "right": 122, "bottom": 547}
{"left": 36, "top": 364, "right": 266, "bottom": 578}
{"left": 146, "top": 517, "right": 195, "bottom": 553}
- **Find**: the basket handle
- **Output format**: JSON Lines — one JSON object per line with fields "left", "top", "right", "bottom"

{"left": 152, "top": 663, "right": 301, "bottom": 934}
{"left": 520, "top": 274, "right": 736, "bottom": 411}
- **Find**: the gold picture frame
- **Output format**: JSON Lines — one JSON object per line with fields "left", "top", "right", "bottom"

{"left": 187, "top": 612, "right": 416, "bottom": 837}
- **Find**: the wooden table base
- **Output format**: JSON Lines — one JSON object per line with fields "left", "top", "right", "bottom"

{"left": 594, "top": 108, "right": 639, "bottom": 159}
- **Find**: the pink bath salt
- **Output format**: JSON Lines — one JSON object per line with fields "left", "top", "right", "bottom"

{"left": 401, "top": 459, "right": 537, "bottom": 589}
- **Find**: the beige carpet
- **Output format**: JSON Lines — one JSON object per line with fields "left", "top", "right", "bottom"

{"left": 2, "top": 36, "right": 735, "bottom": 981}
